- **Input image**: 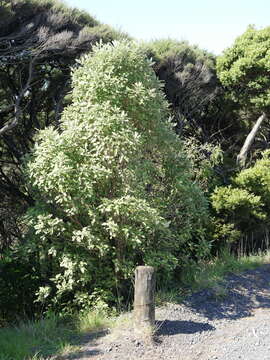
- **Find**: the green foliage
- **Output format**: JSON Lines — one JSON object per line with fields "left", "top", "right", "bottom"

{"left": 145, "top": 38, "right": 220, "bottom": 140}
{"left": 183, "top": 137, "right": 223, "bottom": 193}
{"left": 234, "top": 150, "right": 270, "bottom": 207}
{"left": 212, "top": 186, "right": 265, "bottom": 223}
{"left": 0, "top": 251, "right": 42, "bottom": 325}
{"left": 83, "top": 24, "right": 131, "bottom": 43}
{"left": 146, "top": 38, "right": 215, "bottom": 65}
{"left": 25, "top": 40, "right": 209, "bottom": 311}
{"left": 211, "top": 150, "right": 270, "bottom": 250}
{"left": 217, "top": 25, "right": 270, "bottom": 112}
{"left": 0, "top": 0, "right": 127, "bottom": 253}
{"left": 181, "top": 248, "right": 268, "bottom": 291}
{"left": 1, "top": 0, "right": 99, "bottom": 28}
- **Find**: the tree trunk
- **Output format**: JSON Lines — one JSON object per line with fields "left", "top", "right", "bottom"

{"left": 237, "top": 112, "right": 267, "bottom": 168}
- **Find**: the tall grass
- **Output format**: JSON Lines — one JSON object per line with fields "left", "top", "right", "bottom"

{"left": 181, "top": 249, "right": 270, "bottom": 292}
{"left": 0, "top": 313, "right": 71, "bottom": 360}
{"left": 76, "top": 308, "right": 113, "bottom": 333}
{"left": 0, "top": 309, "right": 111, "bottom": 360}
{"left": 156, "top": 250, "right": 270, "bottom": 304}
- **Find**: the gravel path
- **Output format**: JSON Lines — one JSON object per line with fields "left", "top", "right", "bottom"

{"left": 63, "top": 264, "right": 270, "bottom": 360}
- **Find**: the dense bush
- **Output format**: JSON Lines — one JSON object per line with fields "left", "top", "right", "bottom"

{"left": 0, "top": 0, "right": 128, "bottom": 252}
{"left": 0, "top": 251, "right": 42, "bottom": 325}
{"left": 183, "top": 137, "right": 223, "bottom": 194}
{"left": 145, "top": 39, "right": 219, "bottom": 139}
{"left": 2, "top": 6, "right": 269, "bottom": 325}
{"left": 211, "top": 150, "right": 270, "bottom": 253}
{"left": 217, "top": 25, "right": 270, "bottom": 113}
{"left": 24, "top": 40, "right": 209, "bottom": 312}
{"left": 217, "top": 25, "right": 270, "bottom": 167}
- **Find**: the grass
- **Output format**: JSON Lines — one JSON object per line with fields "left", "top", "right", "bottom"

{"left": 156, "top": 249, "right": 270, "bottom": 305}
{"left": 1, "top": 250, "right": 270, "bottom": 359}
{"left": 0, "top": 313, "right": 74, "bottom": 360}
{"left": 0, "top": 309, "right": 112, "bottom": 360}
{"left": 181, "top": 249, "right": 270, "bottom": 292}
{"left": 156, "top": 286, "right": 185, "bottom": 306}
{"left": 76, "top": 308, "right": 113, "bottom": 333}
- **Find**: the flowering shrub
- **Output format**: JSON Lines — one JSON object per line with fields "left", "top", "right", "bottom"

{"left": 25, "top": 41, "right": 208, "bottom": 310}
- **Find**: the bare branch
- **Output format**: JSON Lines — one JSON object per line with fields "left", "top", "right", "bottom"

{"left": 237, "top": 112, "right": 267, "bottom": 168}
{"left": 0, "top": 58, "right": 34, "bottom": 135}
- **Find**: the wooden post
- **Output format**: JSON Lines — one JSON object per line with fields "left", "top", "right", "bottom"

{"left": 134, "top": 266, "right": 155, "bottom": 331}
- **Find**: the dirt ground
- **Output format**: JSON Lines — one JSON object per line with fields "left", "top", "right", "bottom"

{"left": 61, "top": 264, "right": 270, "bottom": 360}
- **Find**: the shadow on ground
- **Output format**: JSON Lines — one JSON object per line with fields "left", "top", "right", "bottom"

{"left": 156, "top": 319, "right": 215, "bottom": 336}
{"left": 57, "top": 330, "right": 108, "bottom": 359}
{"left": 60, "top": 349, "right": 101, "bottom": 359}
{"left": 183, "top": 264, "right": 270, "bottom": 321}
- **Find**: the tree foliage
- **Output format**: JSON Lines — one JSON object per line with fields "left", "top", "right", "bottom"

{"left": 146, "top": 39, "right": 220, "bottom": 139}
{"left": 217, "top": 26, "right": 270, "bottom": 167}
{"left": 1, "top": 3, "right": 270, "bottom": 322}
{"left": 217, "top": 25, "right": 270, "bottom": 112}
{"left": 0, "top": 0, "right": 127, "bottom": 250}
{"left": 25, "top": 41, "right": 209, "bottom": 310}
{"left": 212, "top": 150, "right": 270, "bottom": 253}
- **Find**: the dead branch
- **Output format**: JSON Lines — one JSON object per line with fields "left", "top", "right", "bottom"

{"left": 237, "top": 112, "right": 267, "bottom": 168}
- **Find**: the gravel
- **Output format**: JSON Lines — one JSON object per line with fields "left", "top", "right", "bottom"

{"left": 63, "top": 264, "right": 270, "bottom": 360}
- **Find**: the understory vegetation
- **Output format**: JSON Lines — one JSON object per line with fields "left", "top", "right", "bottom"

{"left": 2, "top": 250, "right": 270, "bottom": 360}
{"left": 0, "top": 308, "right": 114, "bottom": 360}
{"left": 0, "top": 1, "right": 270, "bottom": 358}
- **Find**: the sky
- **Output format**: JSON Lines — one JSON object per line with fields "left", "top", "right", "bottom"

{"left": 64, "top": 0, "right": 269, "bottom": 54}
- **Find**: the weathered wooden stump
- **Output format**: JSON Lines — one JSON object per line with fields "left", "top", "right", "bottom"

{"left": 134, "top": 266, "right": 155, "bottom": 332}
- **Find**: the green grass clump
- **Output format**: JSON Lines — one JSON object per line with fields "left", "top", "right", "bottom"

{"left": 0, "top": 309, "right": 111, "bottom": 360}
{"left": 155, "top": 287, "right": 185, "bottom": 306}
{"left": 0, "top": 313, "right": 72, "bottom": 360}
{"left": 156, "top": 250, "right": 270, "bottom": 304}
{"left": 181, "top": 249, "right": 270, "bottom": 292}
{"left": 76, "top": 308, "right": 112, "bottom": 333}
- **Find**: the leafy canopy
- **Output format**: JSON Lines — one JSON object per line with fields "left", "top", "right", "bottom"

{"left": 211, "top": 150, "right": 270, "bottom": 251}
{"left": 25, "top": 41, "right": 208, "bottom": 310}
{"left": 217, "top": 25, "right": 270, "bottom": 112}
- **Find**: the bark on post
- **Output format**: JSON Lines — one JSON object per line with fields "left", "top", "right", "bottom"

{"left": 134, "top": 266, "right": 155, "bottom": 331}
